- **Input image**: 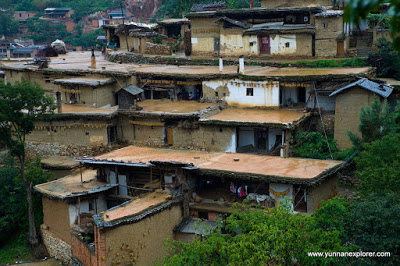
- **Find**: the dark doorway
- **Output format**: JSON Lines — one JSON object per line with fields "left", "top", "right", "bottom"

{"left": 214, "top": 37, "right": 220, "bottom": 52}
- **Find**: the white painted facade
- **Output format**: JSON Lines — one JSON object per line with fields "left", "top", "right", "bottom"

{"left": 269, "top": 183, "right": 293, "bottom": 209}
{"left": 203, "top": 79, "right": 280, "bottom": 107}
{"left": 270, "top": 34, "right": 297, "bottom": 55}
{"left": 225, "top": 132, "right": 237, "bottom": 153}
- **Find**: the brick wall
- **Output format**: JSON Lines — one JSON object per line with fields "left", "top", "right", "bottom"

{"left": 71, "top": 234, "right": 97, "bottom": 266}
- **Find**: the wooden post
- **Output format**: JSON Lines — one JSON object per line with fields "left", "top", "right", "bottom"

{"left": 150, "top": 167, "right": 153, "bottom": 182}
{"left": 80, "top": 163, "right": 83, "bottom": 183}
{"left": 115, "top": 165, "right": 119, "bottom": 194}
{"left": 77, "top": 197, "right": 81, "bottom": 226}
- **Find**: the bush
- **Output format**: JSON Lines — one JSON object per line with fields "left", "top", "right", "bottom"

{"left": 292, "top": 131, "right": 339, "bottom": 160}
{"left": 368, "top": 38, "right": 400, "bottom": 80}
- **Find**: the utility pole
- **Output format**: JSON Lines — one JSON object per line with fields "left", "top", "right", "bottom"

{"left": 120, "top": 0, "right": 129, "bottom": 51}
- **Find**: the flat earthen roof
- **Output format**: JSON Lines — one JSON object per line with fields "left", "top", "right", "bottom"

{"left": 0, "top": 51, "right": 370, "bottom": 79}
{"left": 101, "top": 191, "right": 172, "bottom": 222}
{"left": 54, "top": 77, "right": 114, "bottom": 87}
{"left": 59, "top": 104, "right": 118, "bottom": 115}
{"left": 200, "top": 108, "right": 309, "bottom": 127}
{"left": 90, "top": 146, "right": 343, "bottom": 181}
{"left": 34, "top": 169, "right": 116, "bottom": 199}
{"left": 137, "top": 99, "right": 216, "bottom": 114}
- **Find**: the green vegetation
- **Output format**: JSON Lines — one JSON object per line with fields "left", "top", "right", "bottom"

{"left": 155, "top": 0, "right": 261, "bottom": 20}
{"left": 368, "top": 38, "right": 400, "bottom": 80}
{"left": 26, "top": 18, "right": 71, "bottom": 43}
{"left": 0, "top": 235, "right": 35, "bottom": 264}
{"left": 162, "top": 198, "right": 352, "bottom": 265}
{"left": 345, "top": 0, "right": 400, "bottom": 50}
{"left": 281, "top": 57, "right": 368, "bottom": 68}
{"left": 65, "top": 28, "right": 105, "bottom": 48}
{"left": 0, "top": 0, "right": 19, "bottom": 37}
{"left": 0, "top": 79, "right": 55, "bottom": 246}
{"left": 348, "top": 96, "right": 397, "bottom": 147}
{"left": 12, "top": 0, "right": 118, "bottom": 21}
{"left": 355, "top": 134, "right": 400, "bottom": 196}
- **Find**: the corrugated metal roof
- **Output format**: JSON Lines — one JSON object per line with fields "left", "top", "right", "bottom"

{"left": 215, "top": 17, "right": 250, "bottom": 29}
{"left": 174, "top": 217, "right": 218, "bottom": 235}
{"left": 329, "top": 78, "right": 393, "bottom": 98}
{"left": 120, "top": 84, "right": 144, "bottom": 96}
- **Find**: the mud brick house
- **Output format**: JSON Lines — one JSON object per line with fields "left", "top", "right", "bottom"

{"left": 329, "top": 78, "right": 393, "bottom": 149}
{"left": 25, "top": 104, "right": 118, "bottom": 157}
{"left": 34, "top": 145, "right": 344, "bottom": 265}
{"left": 53, "top": 77, "right": 118, "bottom": 107}
{"left": 157, "top": 18, "right": 191, "bottom": 39}
{"left": 187, "top": 5, "right": 349, "bottom": 58}
{"left": 103, "top": 22, "right": 164, "bottom": 53}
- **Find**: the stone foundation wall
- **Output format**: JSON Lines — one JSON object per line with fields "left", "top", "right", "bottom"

{"left": 26, "top": 142, "right": 113, "bottom": 158}
{"left": 41, "top": 225, "right": 73, "bottom": 265}
{"left": 144, "top": 42, "right": 172, "bottom": 55}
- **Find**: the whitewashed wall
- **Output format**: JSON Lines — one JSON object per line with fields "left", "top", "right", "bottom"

{"left": 269, "top": 183, "right": 293, "bottom": 209}
{"left": 270, "top": 34, "right": 297, "bottom": 55}
{"left": 203, "top": 79, "right": 280, "bottom": 107}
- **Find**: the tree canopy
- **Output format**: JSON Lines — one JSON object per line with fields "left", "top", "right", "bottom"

{"left": 162, "top": 199, "right": 352, "bottom": 265}
{"left": 0, "top": 79, "right": 55, "bottom": 246}
{"left": 345, "top": 0, "right": 400, "bottom": 50}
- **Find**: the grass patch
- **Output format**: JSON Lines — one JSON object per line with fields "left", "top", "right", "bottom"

{"left": 0, "top": 234, "right": 35, "bottom": 264}
{"left": 293, "top": 57, "right": 368, "bottom": 68}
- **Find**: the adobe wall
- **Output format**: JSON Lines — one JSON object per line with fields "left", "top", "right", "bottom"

{"left": 26, "top": 119, "right": 110, "bottom": 147}
{"left": 306, "top": 174, "right": 338, "bottom": 213}
{"left": 190, "top": 18, "right": 220, "bottom": 56}
{"left": 261, "top": 0, "right": 332, "bottom": 8}
{"left": 42, "top": 197, "right": 72, "bottom": 245}
{"left": 118, "top": 114, "right": 236, "bottom": 152}
{"left": 41, "top": 225, "right": 73, "bottom": 265}
{"left": 315, "top": 16, "right": 344, "bottom": 57}
{"left": 103, "top": 204, "right": 183, "bottom": 265}
{"left": 334, "top": 87, "right": 376, "bottom": 149}
{"left": 220, "top": 27, "right": 258, "bottom": 57}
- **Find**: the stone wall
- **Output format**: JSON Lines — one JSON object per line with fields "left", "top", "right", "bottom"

{"left": 41, "top": 225, "right": 73, "bottom": 265}
{"left": 144, "top": 42, "right": 172, "bottom": 55}
{"left": 26, "top": 142, "right": 113, "bottom": 158}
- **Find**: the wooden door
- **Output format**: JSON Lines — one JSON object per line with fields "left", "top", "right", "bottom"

{"left": 337, "top": 40, "right": 344, "bottom": 57}
{"left": 166, "top": 127, "right": 173, "bottom": 145}
{"left": 259, "top": 36, "right": 270, "bottom": 55}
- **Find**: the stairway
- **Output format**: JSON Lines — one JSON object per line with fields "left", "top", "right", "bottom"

{"left": 356, "top": 39, "right": 371, "bottom": 57}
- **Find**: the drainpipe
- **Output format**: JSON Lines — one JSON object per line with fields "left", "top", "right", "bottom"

{"left": 91, "top": 48, "right": 96, "bottom": 69}
{"left": 219, "top": 56, "right": 223, "bottom": 72}
{"left": 239, "top": 55, "right": 244, "bottom": 74}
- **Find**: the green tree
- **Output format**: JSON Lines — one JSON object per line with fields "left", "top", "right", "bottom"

{"left": 368, "top": 38, "right": 400, "bottom": 80}
{"left": 348, "top": 96, "right": 396, "bottom": 147}
{"left": 347, "top": 193, "right": 400, "bottom": 265}
{"left": 292, "top": 131, "right": 339, "bottom": 160}
{"left": 355, "top": 133, "right": 400, "bottom": 196}
{"left": 0, "top": 80, "right": 55, "bottom": 246}
{"left": 162, "top": 199, "right": 351, "bottom": 265}
{"left": 0, "top": 0, "right": 19, "bottom": 37}
{"left": 345, "top": 0, "right": 400, "bottom": 50}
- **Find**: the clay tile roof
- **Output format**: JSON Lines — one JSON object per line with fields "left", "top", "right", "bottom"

{"left": 215, "top": 16, "right": 250, "bottom": 29}
{"left": 329, "top": 78, "right": 393, "bottom": 98}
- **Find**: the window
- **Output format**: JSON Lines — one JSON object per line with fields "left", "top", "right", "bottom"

{"left": 246, "top": 88, "right": 254, "bottom": 96}
{"left": 304, "top": 16, "right": 309, "bottom": 22}
{"left": 19, "top": 13, "right": 22, "bottom": 17}
{"left": 285, "top": 42, "right": 290, "bottom": 48}
{"left": 324, "top": 22, "right": 328, "bottom": 28}
{"left": 215, "top": 91, "right": 219, "bottom": 97}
